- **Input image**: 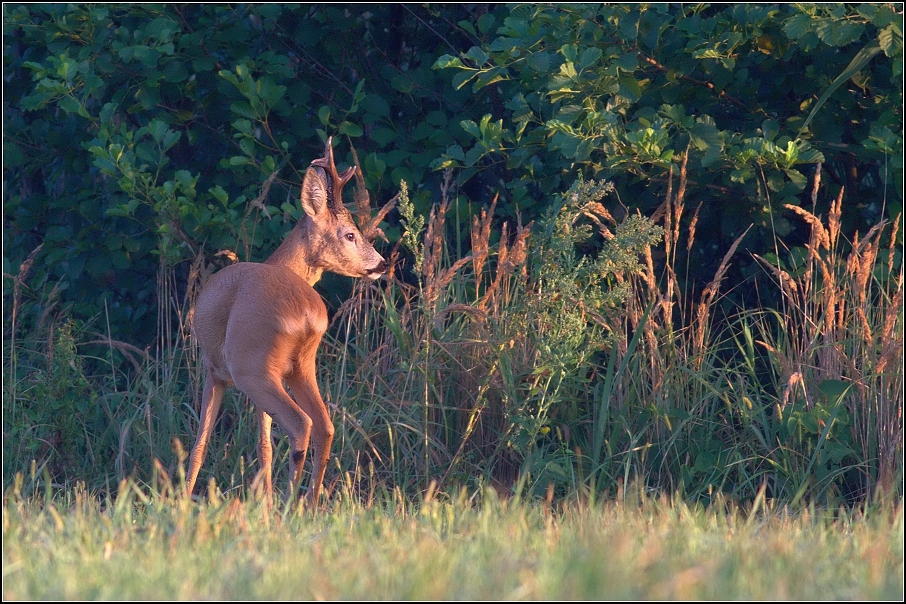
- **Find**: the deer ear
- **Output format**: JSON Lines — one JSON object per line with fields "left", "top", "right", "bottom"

{"left": 300, "top": 167, "right": 328, "bottom": 217}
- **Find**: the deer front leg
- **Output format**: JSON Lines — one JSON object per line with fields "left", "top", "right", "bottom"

{"left": 186, "top": 372, "right": 225, "bottom": 497}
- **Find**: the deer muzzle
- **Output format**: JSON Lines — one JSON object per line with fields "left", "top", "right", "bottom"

{"left": 367, "top": 259, "right": 390, "bottom": 279}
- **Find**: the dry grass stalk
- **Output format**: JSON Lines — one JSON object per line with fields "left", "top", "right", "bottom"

{"left": 780, "top": 371, "right": 804, "bottom": 409}
{"left": 810, "top": 162, "right": 822, "bottom": 210}
{"left": 877, "top": 278, "right": 903, "bottom": 375}
{"left": 579, "top": 200, "right": 616, "bottom": 240}
{"left": 753, "top": 255, "right": 798, "bottom": 298}
{"left": 693, "top": 227, "right": 750, "bottom": 353}
{"left": 773, "top": 178, "right": 902, "bottom": 494}
{"left": 784, "top": 204, "right": 830, "bottom": 252}
{"left": 686, "top": 202, "right": 701, "bottom": 254}
{"left": 664, "top": 162, "right": 674, "bottom": 260}
{"left": 428, "top": 254, "right": 486, "bottom": 309}
{"left": 663, "top": 156, "right": 688, "bottom": 327}
{"left": 671, "top": 152, "right": 688, "bottom": 265}
{"left": 477, "top": 218, "right": 532, "bottom": 311}
{"left": 248, "top": 170, "right": 278, "bottom": 219}
{"left": 471, "top": 193, "right": 499, "bottom": 281}
{"left": 9, "top": 243, "right": 43, "bottom": 343}
{"left": 348, "top": 144, "right": 397, "bottom": 243}
{"left": 846, "top": 222, "right": 887, "bottom": 348}
{"left": 35, "top": 281, "right": 62, "bottom": 338}
{"left": 421, "top": 198, "right": 447, "bottom": 289}
{"left": 626, "top": 244, "right": 664, "bottom": 388}
{"left": 85, "top": 336, "right": 150, "bottom": 374}
{"left": 421, "top": 176, "right": 518, "bottom": 309}
{"left": 827, "top": 186, "right": 844, "bottom": 252}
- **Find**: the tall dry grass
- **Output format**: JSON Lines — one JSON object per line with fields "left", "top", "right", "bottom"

{"left": 3, "top": 158, "right": 901, "bottom": 506}
{"left": 752, "top": 177, "right": 903, "bottom": 496}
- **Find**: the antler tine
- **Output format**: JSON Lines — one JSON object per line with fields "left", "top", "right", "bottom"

{"left": 310, "top": 136, "right": 356, "bottom": 213}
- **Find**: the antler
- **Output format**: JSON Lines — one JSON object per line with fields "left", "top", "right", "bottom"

{"left": 310, "top": 136, "right": 356, "bottom": 214}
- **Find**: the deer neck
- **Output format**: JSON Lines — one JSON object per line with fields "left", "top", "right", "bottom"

{"left": 264, "top": 220, "right": 324, "bottom": 286}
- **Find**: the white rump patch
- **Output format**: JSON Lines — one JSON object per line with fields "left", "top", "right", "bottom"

{"left": 278, "top": 314, "right": 311, "bottom": 335}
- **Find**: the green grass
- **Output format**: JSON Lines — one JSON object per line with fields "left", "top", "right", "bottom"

{"left": 3, "top": 480, "right": 903, "bottom": 600}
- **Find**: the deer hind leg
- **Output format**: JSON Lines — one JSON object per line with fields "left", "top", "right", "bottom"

{"left": 286, "top": 366, "right": 334, "bottom": 508}
{"left": 186, "top": 371, "right": 226, "bottom": 497}
{"left": 253, "top": 409, "right": 274, "bottom": 499}
{"left": 233, "top": 372, "right": 313, "bottom": 503}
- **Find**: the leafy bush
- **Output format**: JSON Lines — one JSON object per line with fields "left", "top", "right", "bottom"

{"left": 5, "top": 4, "right": 902, "bottom": 345}
{"left": 432, "top": 3, "right": 902, "bottom": 298}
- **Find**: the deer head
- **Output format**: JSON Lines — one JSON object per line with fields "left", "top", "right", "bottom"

{"left": 270, "top": 137, "right": 389, "bottom": 283}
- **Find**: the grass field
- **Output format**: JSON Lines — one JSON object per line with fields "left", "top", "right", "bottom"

{"left": 2, "top": 478, "right": 903, "bottom": 600}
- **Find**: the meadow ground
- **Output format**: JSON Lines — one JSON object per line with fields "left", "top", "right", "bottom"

{"left": 2, "top": 480, "right": 903, "bottom": 600}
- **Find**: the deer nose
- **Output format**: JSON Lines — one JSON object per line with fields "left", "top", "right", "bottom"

{"left": 372, "top": 259, "right": 390, "bottom": 274}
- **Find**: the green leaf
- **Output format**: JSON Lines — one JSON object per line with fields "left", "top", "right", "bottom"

{"left": 232, "top": 119, "right": 252, "bottom": 134}
{"left": 489, "top": 37, "right": 519, "bottom": 52}
{"left": 871, "top": 5, "right": 901, "bottom": 28}
{"left": 473, "top": 67, "right": 507, "bottom": 91}
{"left": 458, "top": 19, "right": 477, "bottom": 38}
{"left": 57, "top": 96, "right": 81, "bottom": 115}
{"left": 878, "top": 25, "right": 903, "bottom": 58}
{"left": 784, "top": 168, "right": 807, "bottom": 190}
{"left": 390, "top": 74, "right": 413, "bottom": 93}
{"left": 218, "top": 69, "right": 239, "bottom": 88}
{"left": 361, "top": 93, "right": 390, "bottom": 118}
{"left": 690, "top": 120, "right": 722, "bottom": 152}
{"left": 693, "top": 48, "right": 722, "bottom": 59}
{"left": 560, "top": 43, "right": 578, "bottom": 62}
{"left": 761, "top": 119, "right": 779, "bottom": 142}
{"left": 175, "top": 170, "right": 195, "bottom": 191}
{"left": 432, "top": 54, "right": 463, "bottom": 70}
{"left": 258, "top": 78, "right": 286, "bottom": 108}
{"left": 465, "top": 46, "right": 490, "bottom": 66}
{"left": 618, "top": 75, "right": 642, "bottom": 101}
{"left": 338, "top": 121, "right": 363, "bottom": 137}
{"left": 460, "top": 119, "right": 482, "bottom": 139}
{"left": 784, "top": 13, "right": 814, "bottom": 40}
{"left": 452, "top": 70, "right": 479, "bottom": 90}
{"left": 370, "top": 127, "right": 398, "bottom": 147}
{"left": 783, "top": 141, "right": 799, "bottom": 166}
{"left": 318, "top": 105, "right": 331, "bottom": 126}
{"left": 99, "top": 102, "right": 118, "bottom": 124}
{"left": 616, "top": 52, "right": 638, "bottom": 72}
{"left": 578, "top": 47, "right": 602, "bottom": 70}
{"left": 815, "top": 19, "right": 865, "bottom": 47}
{"left": 553, "top": 131, "right": 582, "bottom": 158}
{"left": 445, "top": 145, "right": 465, "bottom": 161}
{"left": 527, "top": 51, "right": 551, "bottom": 72}
{"left": 148, "top": 119, "right": 168, "bottom": 143}
{"left": 209, "top": 185, "right": 229, "bottom": 206}
{"left": 364, "top": 152, "right": 387, "bottom": 177}
{"left": 231, "top": 102, "right": 259, "bottom": 120}
{"left": 477, "top": 13, "right": 496, "bottom": 35}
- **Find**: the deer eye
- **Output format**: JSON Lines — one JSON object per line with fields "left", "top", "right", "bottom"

{"left": 345, "top": 232, "right": 356, "bottom": 242}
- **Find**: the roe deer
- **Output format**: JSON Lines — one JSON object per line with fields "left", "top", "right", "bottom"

{"left": 186, "top": 138, "right": 388, "bottom": 506}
